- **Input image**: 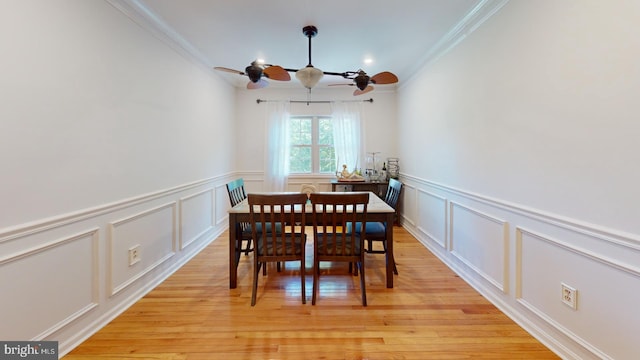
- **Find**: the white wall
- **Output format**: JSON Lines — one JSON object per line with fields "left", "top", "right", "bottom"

{"left": 397, "top": 1, "right": 640, "bottom": 359}
{"left": 234, "top": 86, "right": 398, "bottom": 191}
{"left": 0, "top": 0, "right": 235, "bottom": 355}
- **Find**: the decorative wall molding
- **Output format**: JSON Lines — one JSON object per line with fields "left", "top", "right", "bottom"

{"left": 449, "top": 201, "right": 509, "bottom": 293}
{"left": 514, "top": 227, "right": 628, "bottom": 360}
{"left": 104, "top": 0, "right": 212, "bottom": 73}
{"left": 401, "top": 174, "right": 640, "bottom": 251}
{"left": 400, "top": 183, "right": 417, "bottom": 227}
{"left": 179, "top": 188, "right": 215, "bottom": 250}
{"left": 516, "top": 227, "right": 640, "bottom": 292}
{"left": 416, "top": 189, "right": 447, "bottom": 249}
{"left": 0, "top": 228, "right": 100, "bottom": 340}
{"left": 400, "top": 174, "right": 640, "bottom": 359}
{"left": 401, "top": 0, "right": 511, "bottom": 89}
{"left": 108, "top": 202, "right": 177, "bottom": 296}
{"left": 215, "top": 183, "right": 231, "bottom": 227}
{"left": 0, "top": 175, "right": 230, "bottom": 244}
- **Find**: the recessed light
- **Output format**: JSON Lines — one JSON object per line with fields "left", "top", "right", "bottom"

{"left": 364, "top": 58, "right": 373, "bottom": 65}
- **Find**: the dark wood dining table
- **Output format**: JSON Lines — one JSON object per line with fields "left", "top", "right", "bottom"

{"left": 227, "top": 191, "right": 396, "bottom": 289}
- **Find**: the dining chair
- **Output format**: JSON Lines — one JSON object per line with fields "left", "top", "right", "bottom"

{"left": 349, "top": 178, "right": 402, "bottom": 275}
{"left": 226, "top": 178, "right": 253, "bottom": 259}
{"left": 226, "top": 178, "right": 284, "bottom": 273}
{"left": 309, "top": 192, "right": 369, "bottom": 306}
{"left": 248, "top": 193, "right": 308, "bottom": 306}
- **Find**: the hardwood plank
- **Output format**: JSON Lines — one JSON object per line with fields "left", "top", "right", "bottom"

{"left": 64, "top": 227, "right": 559, "bottom": 359}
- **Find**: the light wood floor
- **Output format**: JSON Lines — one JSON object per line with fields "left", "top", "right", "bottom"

{"left": 64, "top": 227, "right": 559, "bottom": 359}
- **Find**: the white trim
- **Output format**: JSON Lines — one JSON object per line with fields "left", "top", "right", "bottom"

{"left": 104, "top": 0, "right": 212, "bottom": 72}
{"left": 179, "top": 188, "right": 216, "bottom": 250}
{"left": 449, "top": 201, "right": 509, "bottom": 293}
{"left": 402, "top": 174, "right": 640, "bottom": 251}
{"left": 401, "top": 0, "right": 511, "bottom": 89}
{"left": 108, "top": 202, "right": 178, "bottom": 296}
{"left": 0, "top": 228, "right": 101, "bottom": 340}
{"left": 416, "top": 189, "right": 447, "bottom": 249}
{"left": 0, "top": 174, "right": 232, "bottom": 243}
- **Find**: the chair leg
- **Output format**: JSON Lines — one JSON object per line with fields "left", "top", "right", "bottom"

{"left": 234, "top": 243, "right": 242, "bottom": 270}
{"left": 382, "top": 241, "right": 399, "bottom": 275}
{"left": 358, "top": 260, "right": 367, "bottom": 306}
{"left": 251, "top": 261, "right": 261, "bottom": 306}
{"left": 244, "top": 239, "right": 253, "bottom": 255}
{"left": 300, "top": 260, "right": 306, "bottom": 304}
{"left": 349, "top": 262, "right": 358, "bottom": 275}
{"left": 312, "top": 261, "right": 320, "bottom": 305}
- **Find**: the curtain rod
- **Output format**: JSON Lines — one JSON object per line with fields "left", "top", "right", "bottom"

{"left": 256, "top": 98, "right": 373, "bottom": 104}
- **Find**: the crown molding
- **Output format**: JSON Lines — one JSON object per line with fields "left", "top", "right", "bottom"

{"left": 400, "top": 0, "right": 511, "bottom": 89}
{"left": 104, "top": 0, "right": 212, "bottom": 71}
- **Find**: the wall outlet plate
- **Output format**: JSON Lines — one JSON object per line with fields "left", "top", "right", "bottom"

{"left": 561, "top": 282, "right": 577, "bottom": 310}
{"left": 128, "top": 245, "right": 141, "bottom": 266}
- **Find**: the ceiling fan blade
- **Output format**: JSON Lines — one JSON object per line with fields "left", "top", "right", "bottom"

{"left": 328, "top": 83, "right": 353, "bottom": 87}
{"left": 263, "top": 65, "right": 291, "bottom": 81}
{"left": 371, "top": 71, "right": 398, "bottom": 84}
{"left": 214, "top": 66, "right": 245, "bottom": 75}
{"left": 353, "top": 85, "right": 374, "bottom": 96}
{"left": 247, "top": 78, "right": 268, "bottom": 90}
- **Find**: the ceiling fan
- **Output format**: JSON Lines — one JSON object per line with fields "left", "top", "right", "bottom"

{"left": 328, "top": 69, "right": 399, "bottom": 96}
{"left": 284, "top": 25, "right": 399, "bottom": 95}
{"left": 214, "top": 61, "right": 291, "bottom": 89}
{"left": 214, "top": 25, "right": 398, "bottom": 94}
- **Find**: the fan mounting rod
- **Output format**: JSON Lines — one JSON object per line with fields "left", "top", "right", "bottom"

{"left": 302, "top": 25, "right": 318, "bottom": 66}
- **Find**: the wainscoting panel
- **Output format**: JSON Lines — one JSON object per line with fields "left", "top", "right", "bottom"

{"left": 449, "top": 201, "right": 508, "bottom": 293}
{"left": 0, "top": 229, "right": 99, "bottom": 340}
{"left": 179, "top": 188, "right": 214, "bottom": 250}
{"left": 109, "top": 202, "right": 177, "bottom": 296}
{"left": 400, "top": 183, "right": 417, "bottom": 227}
{"left": 399, "top": 174, "right": 640, "bottom": 359}
{"left": 416, "top": 189, "right": 447, "bottom": 249}
{"left": 516, "top": 227, "right": 640, "bottom": 360}
{"left": 215, "top": 183, "right": 231, "bottom": 226}
{"left": 1, "top": 175, "right": 232, "bottom": 357}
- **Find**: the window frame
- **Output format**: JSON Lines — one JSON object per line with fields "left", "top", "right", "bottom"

{"left": 288, "top": 115, "right": 334, "bottom": 175}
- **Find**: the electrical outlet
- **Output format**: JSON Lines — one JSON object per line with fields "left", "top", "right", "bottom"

{"left": 128, "top": 245, "right": 141, "bottom": 266}
{"left": 561, "top": 283, "right": 577, "bottom": 310}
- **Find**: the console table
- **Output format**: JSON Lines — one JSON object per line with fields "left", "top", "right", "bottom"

{"left": 330, "top": 180, "right": 388, "bottom": 199}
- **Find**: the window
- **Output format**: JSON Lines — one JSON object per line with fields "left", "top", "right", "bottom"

{"left": 289, "top": 116, "right": 335, "bottom": 174}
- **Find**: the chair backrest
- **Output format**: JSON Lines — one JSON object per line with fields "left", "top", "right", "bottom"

{"left": 247, "top": 193, "right": 308, "bottom": 257}
{"left": 226, "top": 178, "right": 247, "bottom": 207}
{"left": 310, "top": 192, "right": 369, "bottom": 257}
{"left": 384, "top": 178, "right": 403, "bottom": 210}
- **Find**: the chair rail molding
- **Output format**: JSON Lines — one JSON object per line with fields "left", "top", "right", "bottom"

{"left": 0, "top": 174, "right": 233, "bottom": 243}
{"left": 400, "top": 174, "right": 640, "bottom": 251}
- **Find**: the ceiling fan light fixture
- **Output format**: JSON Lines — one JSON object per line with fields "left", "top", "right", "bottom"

{"left": 354, "top": 73, "right": 370, "bottom": 91}
{"left": 296, "top": 65, "right": 324, "bottom": 89}
{"left": 245, "top": 63, "right": 263, "bottom": 83}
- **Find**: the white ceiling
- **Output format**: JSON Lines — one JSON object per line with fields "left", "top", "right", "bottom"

{"left": 111, "top": 0, "right": 507, "bottom": 90}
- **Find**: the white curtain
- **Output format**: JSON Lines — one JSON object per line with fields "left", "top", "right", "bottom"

{"left": 331, "top": 101, "right": 364, "bottom": 174}
{"left": 264, "top": 101, "right": 290, "bottom": 191}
